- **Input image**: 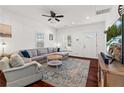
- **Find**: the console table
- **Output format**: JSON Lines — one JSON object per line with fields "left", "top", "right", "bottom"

{"left": 98, "top": 54, "right": 124, "bottom": 87}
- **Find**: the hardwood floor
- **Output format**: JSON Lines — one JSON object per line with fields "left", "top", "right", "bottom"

{"left": 27, "top": 57, "right": 98, "bottom": 87}
{"left": 27, "top": 81, "right": 54, "bottom": 87}
{"left": 86, "top": 58, "right": 98, "bottom": 87}
{"left": 0, "top": 70, "right": 7, "bottom": 87}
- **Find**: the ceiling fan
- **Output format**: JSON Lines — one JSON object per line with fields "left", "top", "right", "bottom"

{"left": 42, "top": 11, "right": 64, "bottom": 22}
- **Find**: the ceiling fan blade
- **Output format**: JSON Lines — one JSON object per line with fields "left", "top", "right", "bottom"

{"left": 42, "top": 15, "right": 51, "bottom": 17}
{"left": 48, "top": 18, "right": 52, "bottom": 21}
{"left": 55, "top": 18, "right": 60, "bottom": 22}
{"left": 50, "top": 11, "right": 56, "bottom": 17}
{"left": 56, "top": 15, "right": 64, "bottom": 18}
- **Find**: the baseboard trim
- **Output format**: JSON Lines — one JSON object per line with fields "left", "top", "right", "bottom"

{"left": 69, "top": 55, "right": 98, "bottom": 61}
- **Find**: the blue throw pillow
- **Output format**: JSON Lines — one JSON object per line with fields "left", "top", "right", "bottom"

{"left": 21, "top": 50, "right": 30, "bottom": 58}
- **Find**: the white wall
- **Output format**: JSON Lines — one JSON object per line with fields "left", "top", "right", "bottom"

{"left": 0, "top": 6, "right": 119, "bottom": 56}
{"left": 56, "top": 6, "right": 119, "bottom": 58}
{"left": 105, "top": 5, "right": 120, "bottom": 30}
{"left": 0, "top": 8, "right": 57, "bottom": 54}
{"left": 57, "top": 22, "right": 106, "bottom": 58}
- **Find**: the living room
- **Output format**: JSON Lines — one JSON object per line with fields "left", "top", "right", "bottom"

{"left": 0, "top": 1, "right": 124, "bottom": 91}
{"left": 0, "top": 5, "right": 118, "bottom": 56}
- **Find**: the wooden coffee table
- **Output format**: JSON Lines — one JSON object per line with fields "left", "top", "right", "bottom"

{"left": 47, "top": 54, "right": 62, "bottom": 61}
{"left": 43, "top": 54, "right": 66, "bottom": 79}
{"left": 47, "top": 54, "right": 62, "bottom": 67}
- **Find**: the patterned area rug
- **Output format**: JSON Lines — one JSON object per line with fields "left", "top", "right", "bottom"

{"left": 41, "top": 58, "right": 90, "bottom": 87}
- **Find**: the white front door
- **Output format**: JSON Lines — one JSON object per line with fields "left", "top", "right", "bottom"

{"left": 71, "top": 33, "right": 84, "bottom": 56}
{"left": 70, "top": 32, "right": 97, "bottom": 58}
{"left": 83, "top": 32, "right": 97, "bottom": 58}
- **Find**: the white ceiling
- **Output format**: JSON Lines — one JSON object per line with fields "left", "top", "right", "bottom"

{"left": 0, "top": 5, "right": 115, "bottom": 29}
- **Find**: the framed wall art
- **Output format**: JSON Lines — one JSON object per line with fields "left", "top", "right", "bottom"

{"left": 67, "top": 35, "right": 72, "bottom": 47}
{"left": 0, "top": 23, "right": 12, "bottom": 38}
{"left": 49, "top": 34, "right": 53, "bottom": 40}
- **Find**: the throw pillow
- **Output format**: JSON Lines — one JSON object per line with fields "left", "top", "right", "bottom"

{"left": 53, "top": 48, "right": 58, "bottom": 52}
{"left": 48, "top": 48, "right": 54, "bottom": 53}
{"left": 0, "top": 57, "right": 10, "bottom": 70}
{"left": 21, "top": 50, "right": 30, "bottom": 58}
{"left": 10, "top": 54, "right": 24, "bottom": 67}
{"left": 37, "top": 48, "right": 48, "bottom": 56}
{"left": 22, "top": 57, "right": 32, "bottom": 63}
{"left": 28, "top": 49, "right": 37, "bottom": 57}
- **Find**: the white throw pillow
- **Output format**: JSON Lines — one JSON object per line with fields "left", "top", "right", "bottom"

{"left": 10, "top": 54, "right": 24, "bottom": 67}
{"left": 0, "top": 57, "right": 10, "bottom": 70}
{"left": 22, "top": 57, "right": 32, "bottom": 63}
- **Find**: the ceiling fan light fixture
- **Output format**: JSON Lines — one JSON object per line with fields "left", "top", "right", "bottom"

{"left": 86, "top": 16, "right": 90, "bottom": 19}
{"left": 50, "top": 19, "right": 56, "bottom": 23}
{"left": 71, "top": 22, "right": 75, "bottom": 24}
{"left": 42, "top": 10, "right": 64, "bottom": 23}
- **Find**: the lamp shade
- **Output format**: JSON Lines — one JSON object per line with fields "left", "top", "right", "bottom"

{"left": 56, "top": 43, "right": 60, "bottom": 47}
{"left": 2, "top": 42, "right": 6, "bottom": 48}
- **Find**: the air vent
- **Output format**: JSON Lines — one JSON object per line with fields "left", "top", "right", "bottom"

{"left": 96, "top": 8, "right": 111, "bottom": 15}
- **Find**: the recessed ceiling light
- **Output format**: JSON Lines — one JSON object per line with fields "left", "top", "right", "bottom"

{"left": 86, "top": 16, "right": 90, "bottom": 19}
{"left": 71, "top": 22, "right": 75, "bottom": 24}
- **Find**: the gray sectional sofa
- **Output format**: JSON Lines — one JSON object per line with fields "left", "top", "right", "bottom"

{"left": 19, "top": 48, "right": 69, "bottom": 63}
{"left": 1, "top": 48, "right": 69, "bottom": 87}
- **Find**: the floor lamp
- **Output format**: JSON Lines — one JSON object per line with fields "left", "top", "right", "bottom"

{"left": 1, "top": 41, "right": 6, "bottom": 56}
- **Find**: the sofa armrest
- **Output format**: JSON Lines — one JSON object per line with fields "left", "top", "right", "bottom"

{"left": 30, "top": 61, "right": 43, "bottom": 71}
{"left": 3, "top": 62, "right": 38, "bottom": 72}
{"left": 3, "top": 61, "right": 42, "bottom": 82}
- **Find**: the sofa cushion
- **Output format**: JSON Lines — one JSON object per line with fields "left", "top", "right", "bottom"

{"left": 28, "top": 49, "right": 38, "bottom": 57}
{"left": 31, "top": 55, "right": 47, "bottom": 61}
{"left": 10, "top": 54, "right": 24, "bottom": 67}
{"left": 0, "top": 57, "right": 10, "bottom": 70}
{"left": 37, "top": 48, "right": 48, "bottom": 56}
{"left": 53, "top": 48, "right": 58, "bottom": 52}
{"left": 47, "top": 48, "right": 54, "bottom": 53}
{"left": 55, "top": 52, "right": 69, "bottom": 56}
{"left": 20, "top": 50, "right": 30, "bottom": 58}
{"left": 18, "top": 51, "right": 24, "bottom": 57}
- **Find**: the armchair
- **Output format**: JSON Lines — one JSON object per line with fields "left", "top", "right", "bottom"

{"left": 3, "top": 61, "right": 43, "bottom": 87}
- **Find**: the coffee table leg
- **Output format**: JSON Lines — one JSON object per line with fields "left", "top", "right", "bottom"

{"left": 56, "top": 65, "right": 59, "bottom": 73}
{"left": 47, "top": 56, "right": 48, "bottom": 63}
